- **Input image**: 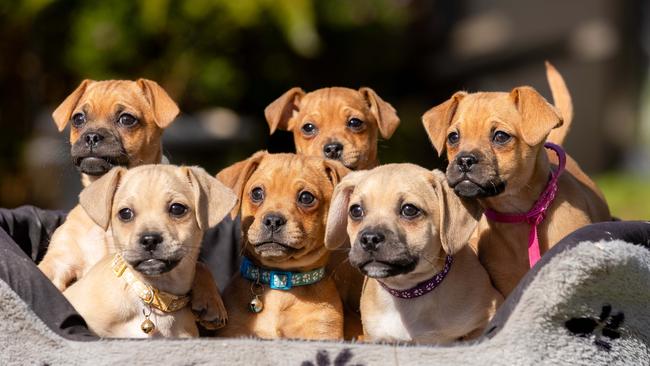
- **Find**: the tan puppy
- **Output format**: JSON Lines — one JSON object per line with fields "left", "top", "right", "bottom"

{"left": 39, "top": 80, "right": 225, "bottom": 328}
{"left": 63, "top": 165, "right": 236, "bottom": 338}
{"left": 325, "top": 165, "right": 501, "bottom": 344}
{"left": 265, "top": 87, "right": 400, "bottom": 170}
{"left": 421, "top": 64, "right": 610, "bottom": 297}
{"left": 215, "top": 152, "right": 348, "bottom": 340}
{"left": 265, "top": 86, "right": 399, "bottom": 338}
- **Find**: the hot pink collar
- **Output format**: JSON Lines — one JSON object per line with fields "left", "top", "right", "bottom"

{"left": 484, "top": 142, "right": 566, "bottom": 268}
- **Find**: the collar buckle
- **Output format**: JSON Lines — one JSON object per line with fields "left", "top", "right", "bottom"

{"left": 269, "top": 271, "right": 293, "bottom": 290}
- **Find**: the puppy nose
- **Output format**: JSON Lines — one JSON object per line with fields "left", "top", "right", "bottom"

{"left": 456, "top": 154, "right": 478, "bottom": 173}
{"left": 139, "top": 233, "right": 163, "bottom": 251}
{"left": 323, "top": 143, "right": 343, "bottom": 159}
{"left": 263, "top": 213, "right": 286, "bottom": 233}
{"left": 83, "top": 132, "right": 104, "bottom": 148}
{"left": 359, "top": 230, "right": 385, "bottom": 251}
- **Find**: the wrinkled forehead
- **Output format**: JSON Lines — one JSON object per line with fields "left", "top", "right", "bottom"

{"left": 114, "top": 167, "right": 193, "bottom": 206}
{"left": 249, "top": 155, "right": 329, "bottom": 192}
{"left": 78, "top": 81, "right": 148, "bottom": 113}
{"left": 352, "top": 167, "right": 434, "bottom": 207}
{"left": 300, "top": 88, "right": 368, "bottom": 113}
{"left": 455, "top": 92, "right": 520, "bottom": 125}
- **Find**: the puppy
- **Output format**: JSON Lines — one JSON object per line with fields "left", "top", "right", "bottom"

{"left": 422, "top": 63, "right": 611, "bottom": 297}
{"left": 325, "top": 165, "right": 502, "bottom": 344}
{"left": 63, "top": 165, "right": 236, "bottom": 338}
{"left": 39, "top": 80, "right": 225, "bottom": 328}
{"left": 265, "top": 86, "right": 399, "bottom": 337}
{"left": 264, "top": 87, "right": 400, "bottom": 170}
{"left": 215, "top": 152, "right": 348, "bottom": 340}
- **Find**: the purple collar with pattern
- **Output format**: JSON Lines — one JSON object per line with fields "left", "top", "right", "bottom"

{"left": 378, "top": 255, "right": 454, "bottom": 299}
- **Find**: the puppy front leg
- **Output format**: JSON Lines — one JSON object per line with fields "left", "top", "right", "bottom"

{"left": 38, "top": 231, "right": 83, "bottom": 291}
{"left": 190, "top": 262, "right": 227, "bottom": 329}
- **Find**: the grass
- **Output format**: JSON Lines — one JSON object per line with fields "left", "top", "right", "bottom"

{"left": 595, "top": 172, "right": 650, "bottom": 221}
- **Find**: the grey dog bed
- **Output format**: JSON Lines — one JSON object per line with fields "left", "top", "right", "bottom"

{"left": 1, "top": 222, "right": 649, "bottom": 365}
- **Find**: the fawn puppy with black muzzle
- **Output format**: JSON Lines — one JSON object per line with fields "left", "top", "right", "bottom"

{"left": 63, "top": 165, "right": 236, "bottom": 338}
{"left": 216, "top": 152, "right": 349, "bottom": 340}
{"left": 325, "top": 165, "right": 502, "bottom": 344}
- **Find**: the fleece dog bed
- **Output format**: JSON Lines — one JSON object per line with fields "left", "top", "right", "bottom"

{"left": 1, "top": 221, "right": 649, "bottom": 365}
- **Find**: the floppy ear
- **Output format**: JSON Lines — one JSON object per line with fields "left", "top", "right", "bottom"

{"left": 136, "top": 78, "right": 180, "bottom": 129}
{"left": 216, "top": 150, "right": 267, "bottom": 219}
{"left": 430, "top": 169, "right": 482, "bottom": 254}
{"left": 421, "top": 91, "right": 467, "bottom": 156}
{"left": 323, "top": 159, "right": 350, "bottom": 188}
{"left": 183, "top": 166, "right": 238, "bottom": 230}
{"left": 324, "top": 171, "right": 367, "bottom": 249}
{"left": 359, "top": 87, "right": 400, "bottom": 139}
{"left": 264, "top": 87, "right": 305, "bottom": 134}
{"left": 79, "top": 167, "right": 126, "bottom": 230}
{"left": 510, "top": 86, "right": 563, "bottom": 146}
{"left": 52, "top": 79, "right": 93, "bottom": 132}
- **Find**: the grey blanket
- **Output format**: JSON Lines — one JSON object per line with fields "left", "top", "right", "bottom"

{"left": 1, "top": 232, "right": 649, "bottom": 365}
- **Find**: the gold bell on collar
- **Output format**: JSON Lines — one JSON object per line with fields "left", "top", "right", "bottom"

{"left": 141, "top": 307, "right": 155, "bottom": 334}
{"left": 249, "top": 295, "right": 263, "bottom": 313}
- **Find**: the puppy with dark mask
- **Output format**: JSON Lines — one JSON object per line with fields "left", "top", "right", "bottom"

{"left": 325, "top": 165, "right": 501, "bottom": 344}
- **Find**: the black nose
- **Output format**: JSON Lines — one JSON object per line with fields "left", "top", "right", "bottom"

{"left": 323, "top": 143, "right": 343, "bottom": 159}
{"left": 263, "top": 213, "right": 286, "bottom": 233}
{"left": 139, "top": 233, "right": 163, "bottom": 251}
{"left": 456, "top": 154, "right": 478, "bottom": 173}
{"left": 359, "top": 230, "right": 385, "bottom": 251}
{"left": 83, "top": 132, "right": 104, "bottom": 148}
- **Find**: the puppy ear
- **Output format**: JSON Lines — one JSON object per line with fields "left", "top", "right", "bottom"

{"left": 79, "top": 167, "right": 126, "bottom": 230}
{"left": 325, "top": 171, "right": 366, "bottom": 249}
{"left": 52, "top": 79, "right": 94, "bottom": 132}
{"left": 322, "top": 159, "right": 350, "bottom": 187}
{"left": 510, "top": 86, "right": 563, "bottom": 146}
{"left": 359, "top": 87, "right": 400, "bottom": 139}
{"left": 430, "top": 169, "right": 482, "bottom": 254}
{"left": 264, "top": 87, "right": 305, "bottom": 134}
{"left": 421, "top": 91, "right": 467, "bottom": 156}
{"left": 216, "top": 150, "right": 267, "bottom": 219}
{"left": 184, "top": 166, "right": 238, "bottom": 230}
{"left": 136, "top": 78, "right": 180, "bottom": 129}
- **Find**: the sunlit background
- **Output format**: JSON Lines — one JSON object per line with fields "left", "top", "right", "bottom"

{"left": 0, "top": 0, "right": 648, "bottom": 219}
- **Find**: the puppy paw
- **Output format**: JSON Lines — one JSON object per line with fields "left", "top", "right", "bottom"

{"left": 191, "top": 263, "right": 228, "bottom": 330}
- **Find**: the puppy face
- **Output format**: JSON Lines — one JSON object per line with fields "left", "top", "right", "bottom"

{"left": 79, "top": 165, "right": 236, "bottom": 276}
{"left": 52, "top": 79, "right": 180, "bottom": 177}
{"left": 325, "top": 165, "right": 481, "bottom": 280}
{"left": 217, "top": 152, "right": 348, "bottom": 270}
{"left": 422, "top": 88, "right": 562, "bottom": 199}
{"left": 264, "top": 87, "right": 400, "bottom": 170}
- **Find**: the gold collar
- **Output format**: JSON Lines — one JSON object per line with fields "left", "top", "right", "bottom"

{"left": 110, "top": 254, "right": 190, "bottom": 313}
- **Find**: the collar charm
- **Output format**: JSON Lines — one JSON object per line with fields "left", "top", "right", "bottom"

{"left": 110, "top": 254, "right": 191, "bottom": 334}
{"left": 240, "top": 256, "right": 326, "bottom": 313}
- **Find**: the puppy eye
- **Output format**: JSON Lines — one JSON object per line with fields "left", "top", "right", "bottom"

{"left": 118, "top": 113, "right": 139, "bottom": 127}
{"left": 400, "top": 204, "right": 421, "bottom": 219}
{"left": 447, "top": 131, "right": 460, "bottom": 145}
{"left": 169, "top": 203, "right": 188, "bottom": 218}
{"left": 118, "top": 208, "right": 134, "bottom": 222}
{"left": 297, "top": 191, "right": 316, "bottom": 206}
{"left": 301, "top": 122, "right": 318, "bottom": 137}
{"left": 492, "top": 130, "right": 511, "bottom": 145}
{"left": 250, "top": 187, "right": 264, "bottom": 203}
{"left": 349, "top": 204, "right": 364, "bottom": 220}
{"left": 346, "top": 118, "right": 364, "bottom": 131}
{"left": 72, "top": 113, "right": 86, "bottom": 128}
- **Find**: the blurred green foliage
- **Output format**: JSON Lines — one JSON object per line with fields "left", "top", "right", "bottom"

{"left": 596, "top": 173, "right": 650, "bottom": 220}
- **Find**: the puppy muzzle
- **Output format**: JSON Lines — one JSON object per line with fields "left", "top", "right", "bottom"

{"left": 349, "top": 228, "right": 417, "bottom": 278}
{"left": 71, "top": 128, "right": 130, "bottom": 176}
{"left": 446, "top": 151, "right": 506, "bottom": 198}
{"left": 123, "top": 232, "right": 183, "bottom": 276}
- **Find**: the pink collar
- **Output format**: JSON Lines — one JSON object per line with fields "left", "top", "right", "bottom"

{"left": 484, "top": 142, "right": 566, "bottom": 268}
